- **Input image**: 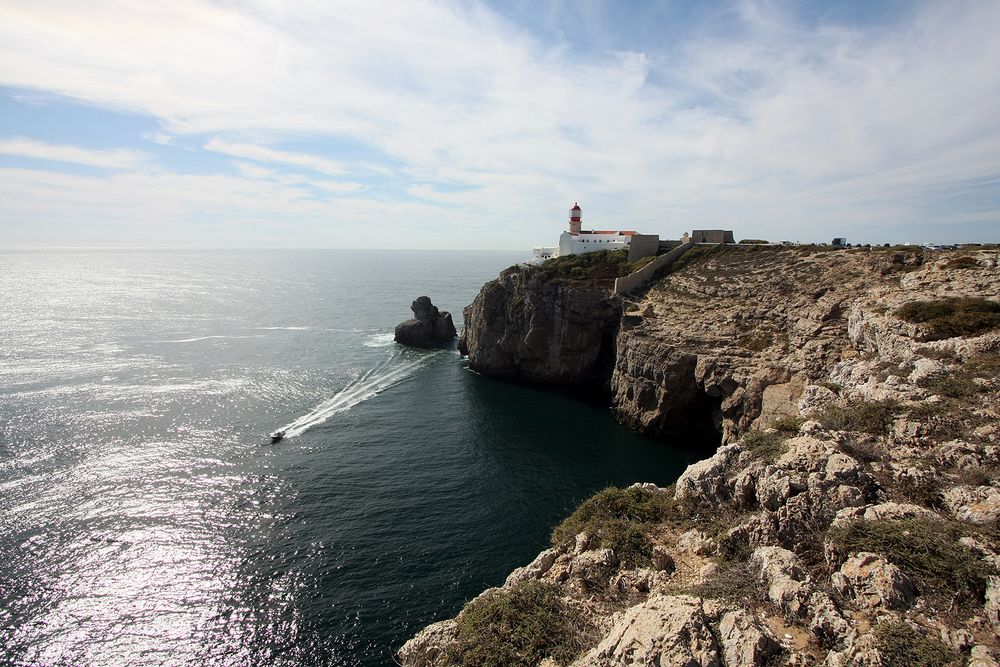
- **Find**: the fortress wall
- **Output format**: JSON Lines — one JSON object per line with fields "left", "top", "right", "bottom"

{"left": 613, "top": 240, "right": 694, "bottom": 295}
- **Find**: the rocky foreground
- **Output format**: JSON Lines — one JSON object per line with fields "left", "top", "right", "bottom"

{"left": 402, "top": 246, "right": 1000, "bottom": 666}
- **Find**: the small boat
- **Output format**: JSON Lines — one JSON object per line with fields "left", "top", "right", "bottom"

{"left": 270, "top": 430, "right": 286, "bottom": 443}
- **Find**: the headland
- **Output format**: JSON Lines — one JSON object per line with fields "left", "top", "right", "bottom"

{"left": 400, "top": 243, "right": 1000, "bottom": 666}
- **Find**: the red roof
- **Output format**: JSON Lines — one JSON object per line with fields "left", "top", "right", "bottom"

{"left": 571, "top": 202, "right": 581, "bottom": 210}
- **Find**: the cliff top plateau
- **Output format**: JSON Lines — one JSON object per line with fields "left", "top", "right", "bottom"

{"left": 402, "top": 245, "right": 1000, "bottom": 667}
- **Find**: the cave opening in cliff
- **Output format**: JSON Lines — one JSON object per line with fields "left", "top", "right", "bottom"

{"left": 664, "top": 388, "right": 724, "bottom": 454}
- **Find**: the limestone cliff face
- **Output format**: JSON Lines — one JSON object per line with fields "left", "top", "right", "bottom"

{"left": 461, "top": 248, "right": 934, "bottom": 445}
{"left": 459, "top": 265, "right": 620, "bottom": 386}
{"left": 610, "top": 248, "right": 905, "bottom": 443}
{"left": 401, "top": 247, "right": 1000, "bottom": 667}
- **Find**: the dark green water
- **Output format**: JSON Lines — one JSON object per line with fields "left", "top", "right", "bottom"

{"left": 0, "top": 250, "right": 699, "bottom": 665}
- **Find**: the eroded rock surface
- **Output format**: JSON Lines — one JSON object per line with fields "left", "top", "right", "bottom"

{"left": 459, "top": 265, "right": 620, "bottom": 385}
{"left": 394, "top": 296, "right": 457, "bottom": 348}
{"left": 401, "top": 248, "right": 1000, "bottom": 666}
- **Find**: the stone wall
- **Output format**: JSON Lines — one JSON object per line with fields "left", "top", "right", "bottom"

{"left": 614, "top": 240, "right": 694, "bottom": 295}
{"left": 626, "top": 234, "right": 660, "bottom": 262}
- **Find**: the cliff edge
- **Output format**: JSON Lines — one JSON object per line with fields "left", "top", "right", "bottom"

{"left": 459, "top": 264, "right": 620, "bottom": 387}
{"left": 401, "top": 246, "right": 1000, "bottom": 666}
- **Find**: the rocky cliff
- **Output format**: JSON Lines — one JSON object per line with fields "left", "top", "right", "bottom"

{"left": 610, "top": 246, "right": 925, "bottom": 444}
{"left": 395, "top": 296, "right": 458, "bottom": 348}
{"left": 459, "top": 264, "right": 620, "bottom": 387}
{"left": 401, "top": 246, "right": 1000, "bottom": 666}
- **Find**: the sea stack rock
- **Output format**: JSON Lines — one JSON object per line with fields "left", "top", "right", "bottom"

{"left": 394, "top": 296, "right": 457, "bottom": 348}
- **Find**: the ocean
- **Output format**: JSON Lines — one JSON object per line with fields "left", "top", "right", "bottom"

{"left": 0, "top": 249, "right": 696, "bottom": 666}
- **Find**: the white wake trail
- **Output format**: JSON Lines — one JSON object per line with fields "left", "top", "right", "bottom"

{"left": 276, "top": 352, "right": 435, "bottom": 438}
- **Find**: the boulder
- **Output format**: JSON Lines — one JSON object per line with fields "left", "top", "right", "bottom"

{"left": 504, "top": 547, "right": 560, "bottom": 587}
{"left": 830, "top": 552, "right": 915, "bottom": 611}
{"left": 941, "top": 485, "right": 1000, "bottom": 525}
{"left": 394, "top": 296, "right": 457, "bottom": 348}
{"left": 396, "top": 619, "right": 457, "bottom": 667}
{"left": 985, "top": 576, "right": 1000, "bottom": 626}
{"left": 750, "top": 546, "right": 811, "bottom": 619}
{"left": 717, "top": 610, "right": 782, "bottom": 667}
{"left": 572, "top": 595, "right": 720, "bottom": 667}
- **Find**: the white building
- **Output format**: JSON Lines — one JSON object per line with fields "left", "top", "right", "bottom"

{"left": 533, "top": 203, "right": 637, "bottom": 259}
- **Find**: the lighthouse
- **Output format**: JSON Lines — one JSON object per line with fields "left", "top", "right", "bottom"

{"left": 569, "top": 202, "right": 582, "bottom": 235}
{"left": 533, "top": 201, "right": 641, "bottom": 261}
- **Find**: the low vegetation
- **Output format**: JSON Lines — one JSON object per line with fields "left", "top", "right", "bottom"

{"left": 740, "top": 418, "right": 803, "bottom": 461}
{"left": 918, "top": 374, "right": 978, "bottom": 399}
{"left": 872, "top": 622, "right": 961, "bottom": 667}
{"left": 539, "top": 249, "right": 629, "bottom": 282}
{"left": 827, "top": 518, "right": 994, "bottom": 613}
{"left": 895, "top": 297, "right": 1000, "bottom": 340}
{"left": 551, "top": 486, "right": 680, "bottom": 567}
{"left": 737, "top": 331, "right": 774, "bottom": 352}
{"left": 814, "top": 399, "right": 900, "bottom": 435}
{"left": 883, "top": 251, "right": 924, "bottom": 275}
{"left": 944, "top": 255, "right": 979, "bottom": 270}
{"left": 916, "top": 351, "right": 999, "bottom": 401}
{"left": 668, "top": 243, "right": 727, "bottom": 273}
{"left": 538, "top": 249, "right": 661, "bottom": 283}
{"left": 448, "top": 580, "right": 592, "bottom": 667}
{"left": 684, "top": 560, "right": 768, "bottom": 606}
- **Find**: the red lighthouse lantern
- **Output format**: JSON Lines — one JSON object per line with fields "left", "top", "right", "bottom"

{"left": 569, "top": 202, "right": 582, "bottom": 234}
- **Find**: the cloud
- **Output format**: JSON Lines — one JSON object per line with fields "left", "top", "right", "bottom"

{"left": 204, "top": 138, "right": 345, "bottom": 176}
{"left": 0, "top": 165, "right": 489, "bottom": 248}
{"left": 143, "top": 131, "right": 174, "bottom": 146}
{"left": 0, "top": 136, "right": 149, "bottom": 169}
{"left": 0, "top": 0, "right": 998, "bottom": 246}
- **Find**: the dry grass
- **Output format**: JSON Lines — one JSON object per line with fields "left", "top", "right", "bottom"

{"left": 827, "top": 518, "right": 995, "bottom": 614}
{"left": 449, "top": 580, "right": 595, "bottom": 667}
{"left": 814, "top": 400, "right": 901, "bottom": 435}
{"left": 551, "top": 486, "right": 687, "bottom": 567}
{"left": 896, "top": 297, "right": 1000, "bottom": 340}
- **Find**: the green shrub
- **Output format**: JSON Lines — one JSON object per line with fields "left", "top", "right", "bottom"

{"left": 741, "top": 430, "right": 789, "bottom": 461}
{"left": 827, "top": 518, "right": 994, "bottom": 611}
{"left": 814, "top": 400, "right": 900, "bottom": 435}
{"left": 872, "top": 622, "right": 960, "bottom": 667}
{"left": 966, "top": 351, "right": 1000, "bottom": 378}
{"left": 737, "top": 332, "right": 773, "bottom": 352}
{"left": 895, "top": 298, "right": 1000, "bottom": 340}
{"left": 669, "top": 243, "right": 727, "bottom": 273}
{"left": 551, "top": 486, "right": 675, "bottom": 566}
{"left": 626, "top": 255, "right": 657, "bottom": 273}
{"left": 918, "top": 374, "right": 978, "bottom": 399}
{"left": 893, "top": 474, "right": 945, "bottom": 509}
{"left": 944, "top": 255, "right": 979, "bottom": 270}
{"left": 539, "top": 249, "right": 629, "bottom": 282}
{"left": 449, "top": 580, "right": 591, "bottom": 667}
{"left": 685, "top": 560, "right": 766, "bottom": 604}
{"left": 771, "top": 416, "right": 804, "bottom": 433}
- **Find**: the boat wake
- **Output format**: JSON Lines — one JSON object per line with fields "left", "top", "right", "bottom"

{"left": 163, "top": 334, "right": 262, "bottom": 343}
{"left": 276, "top": 351, "right": 437, "bottom": 439}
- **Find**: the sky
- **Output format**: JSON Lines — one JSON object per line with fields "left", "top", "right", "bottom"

{"left": 1, "top": 0, "right": 998, "bottom": 249}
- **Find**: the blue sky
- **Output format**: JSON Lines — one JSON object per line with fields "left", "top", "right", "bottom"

{"left": 1, "top": 0, "right": 998, "bottom": 249}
